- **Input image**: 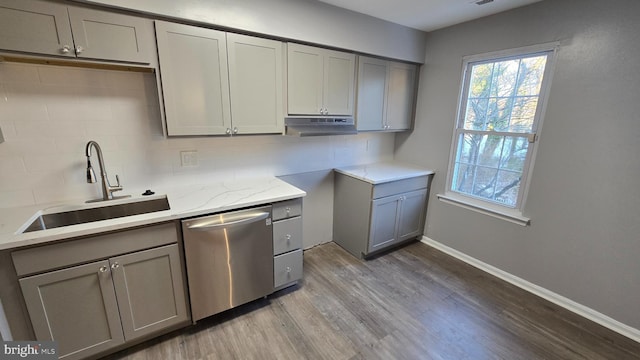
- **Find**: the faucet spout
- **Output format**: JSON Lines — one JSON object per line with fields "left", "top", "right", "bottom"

{"left": 85, "top": 140, "right": 126, "bottom": 201}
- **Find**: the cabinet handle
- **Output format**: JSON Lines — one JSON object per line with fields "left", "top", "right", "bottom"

{"left": 60, "top": 45, "right": 71, "bottom": 54}
{"left": 111, "top": 262, "right": 120, "bottom": 270}
{"left": 226, "top": 128, "right": 232, "bottom": 135}
{"left": 99, "top": 265, "right": 109, "bottom": 273}
{"left": 75, "top": 46, "right": 84, "bottom": 55}
{"left": 233, "top": 127, "right": 238, "bottom": 134}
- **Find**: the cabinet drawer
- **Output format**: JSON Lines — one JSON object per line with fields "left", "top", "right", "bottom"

{"left": 272, "top": 198, "right": 302, "bottom": 221}
{"left": 12, "top": 222, "right": 179, "bottom": 277}
{"left": 372, "top": 176, "right": 429, "bottom": 199}
{"left": 274, "top": 249, "right": 303, "bottom": 288}
{"left": 273, "top": 217, "right": 303, "bottom": 256}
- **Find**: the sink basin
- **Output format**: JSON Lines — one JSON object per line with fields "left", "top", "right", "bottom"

{"left": 22, "top": 196, "right": 170, "bottom": 233}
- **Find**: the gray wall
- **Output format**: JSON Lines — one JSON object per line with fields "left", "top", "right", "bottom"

{"left": 74, "top": 0, "right": 427, "bottom": 63}
{"left": 395, "top": 0, "right": 640, "bottom": 330}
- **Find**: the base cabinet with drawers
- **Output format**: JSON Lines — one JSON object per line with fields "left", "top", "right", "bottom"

{"left": 12, "top": 223, "right": 189, "bottom": 360}
{"left": 272, "top": 198, "right": 304, "bottom": 289}
{"left": 333, "top": 168, "right": 432, "bottom": 259}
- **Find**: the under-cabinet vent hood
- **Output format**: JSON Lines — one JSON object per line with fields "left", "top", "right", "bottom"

{"left": 285, "top": 117, "right": 357, "bottom": 136}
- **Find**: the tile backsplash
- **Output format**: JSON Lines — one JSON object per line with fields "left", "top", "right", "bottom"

{"left": 0, "top": 63, "right": 394, "bottom": 208}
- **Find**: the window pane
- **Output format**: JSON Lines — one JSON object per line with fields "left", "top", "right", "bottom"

{"left": 490, "top": 59, "right": 519, "bottom": 97}
{"left": 468, "top": 63, "right": 493, "bottom": 98}
{"left": 509, "top": 96, "right": 538, "bottom": 132}
{"left": 494, "top": 170, "right": 522, "bottom": 207}
{"left": 500, "top": 136, "right": 529, "bottom": 172}
{"left": 476, "top": 134, "right": 504, "bottom": 168}
{"left": 463, "top": 98, "right": 488, "bottom": 130}
{"left": 452, "top": 163, "right": 473, "bottom": 194}
{"left": 517, "top": 56, "right": 547, "bottom": 96}
{"left": 458, "top": 133, "right": 481, "bottom": 164}
{"left": 485, "top": 98, "right": 511, "bottom": 131}
{"left": 472, "top": 166, "right": 498, "bottom": 199}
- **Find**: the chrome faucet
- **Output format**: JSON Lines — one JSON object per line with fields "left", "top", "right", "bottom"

{"left": 85, "top": 140, "right": 129, "bottom": 202}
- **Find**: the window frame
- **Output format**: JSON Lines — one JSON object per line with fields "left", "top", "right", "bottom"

{"left": 441, "top": 42, "right": 559, "bottom": 225}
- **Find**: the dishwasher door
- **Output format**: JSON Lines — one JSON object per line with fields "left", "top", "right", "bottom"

{"left": 182, "top": 205, "right": 273, "bottom": 322}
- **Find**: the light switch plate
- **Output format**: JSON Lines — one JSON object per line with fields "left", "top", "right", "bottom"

{"left": 180, "top": 150, "right": 198, "bottom": 167}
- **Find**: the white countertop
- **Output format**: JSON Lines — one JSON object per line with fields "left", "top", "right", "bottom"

{"left": 334, "top": 162, "right": 434, "bottom": 185}
{"left": 0, "top": 177, "right": 305, "bottom": 251}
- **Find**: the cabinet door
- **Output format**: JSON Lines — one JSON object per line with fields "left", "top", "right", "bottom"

{"left": 397, "top": 189, "right": 428, "bottom": 241}
{"left": 287, "top": 43, "right": 324, "bottom": 115}
{"left": 111, "top": 244, "right": 188, "bottom": 342}
{"left": 19, "top": 260, "right": 124, "bottom": 360}
{"left": 324, "top": 49, "right": 355, "bottom": 115}
{"left": 227, "top": 34, "right": 284, "bottom": 134}
{"left": 156, "top": 21, "right": 231, "bottom": 135}
{"left": 67, "top": 7, "right": 152, "bottom": 63}
{"left": 386, "top": 62, "right": 417, "bottom": 131}
{"left": 368, "top": 194, "right": 402, "bottom": 253}
{"left": 356, "top": 56, "right": 387, "bottom": 131}
{"left": 0, "top": 0, "right": 74, "bottom": 57}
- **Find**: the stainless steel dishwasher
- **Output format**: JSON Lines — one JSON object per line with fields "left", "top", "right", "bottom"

{"left": 182, "top": 205, "right": 273, "bottom": 322}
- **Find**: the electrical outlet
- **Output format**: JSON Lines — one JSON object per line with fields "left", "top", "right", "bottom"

{"left": 180, "top": 150, "right": 198, "bottom": 167}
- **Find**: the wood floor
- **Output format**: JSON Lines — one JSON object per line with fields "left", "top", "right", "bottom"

{"left": 104, "top": 241, "right": 640, "bottom": 360}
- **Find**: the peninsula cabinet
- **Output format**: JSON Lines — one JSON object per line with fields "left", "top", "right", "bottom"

{"left": 356, "top": 56, "right": 418, "bottom": 132}
{"left": 287, "top": 43, "right": 356, "bottom": 116}
{"left": 0, "top": 0, "right": 153, "bottom": 63}
{"left": 156, "top": 21, "right": 284, "bottom": 136}
{"left": 333, "top": 166, "right": 432, "bottom": 259}
{"left": 12, "top": 223, "right": 189, "bottom": 360}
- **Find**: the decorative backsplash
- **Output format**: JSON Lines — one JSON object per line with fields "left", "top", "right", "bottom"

{"left": 0, "top": 63, "right": 394, "bottom": 208}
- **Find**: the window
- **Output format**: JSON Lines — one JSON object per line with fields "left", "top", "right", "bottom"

{"left": 442, "top": 44, "right": 556, "bottom": 223}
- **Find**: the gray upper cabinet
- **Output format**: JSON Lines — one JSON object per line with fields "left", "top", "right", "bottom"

{"left": 156, "top": 22, "right": 284, "bottom": 136}
{"left": 287, "top": 43, "right": 355, "bottom": 116}
{"left": 0, "top": 0, "right": 153, "bottom": 63}
{"left": 356, "top": 56, "right": 418, "bottom": 132}
{"left": 155, "top": 21, "right": 231, "bottom": 136}
{"left": 227, "top": 33, "right": 284, "bottom": 134}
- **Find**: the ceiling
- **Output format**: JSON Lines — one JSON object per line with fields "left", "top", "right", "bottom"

{"left": 317, "top": 0, "right": 542, "bottom": 32}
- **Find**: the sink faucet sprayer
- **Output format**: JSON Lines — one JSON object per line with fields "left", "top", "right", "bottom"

{"left": 85, "top": 140, "right": 129, "bottom": 202}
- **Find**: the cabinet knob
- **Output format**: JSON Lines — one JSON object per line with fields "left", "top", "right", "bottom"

{"left": 60, "top": 45, "right": 71, "bottom": 54}
{"left": 285, "top": 207, "right": 290, "bottom": 214}
{"left": 286, "top": 234, "right": 292, "bottom": 241}
{"left": 226, "top": 128, "right": 232, "bottom": 135}
{"left": 233, "top": 127, "right": 238, "bottom": 134}
{"left": 75, "top": 46, "right": 84, "bottom": 55}
{"left": 111, "top": 262, "right": 120, "bottom": 270}
{"left": 99, "top": 265, "right": 109, "bottom": 273}
{"left": 286, "top": 266, "right": 291, "bottom": 273}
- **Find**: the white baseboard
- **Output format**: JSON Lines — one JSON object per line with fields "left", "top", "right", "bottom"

{"left": 420, "top": 236, "right": 640, "bottom": 344}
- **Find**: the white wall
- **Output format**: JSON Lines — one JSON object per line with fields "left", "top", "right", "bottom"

{"left": 395, "top": 0, "right": 640, "bottom": 331}
{"left": 0, "top": 62, "right": 394, "bottom": 208}
{"left": 74, "top": 0, "right": 426, "bottom": 63}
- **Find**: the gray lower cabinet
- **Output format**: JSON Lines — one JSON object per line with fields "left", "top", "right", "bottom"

{"left": 13, "top": 223, "right": 189, "bottom": 360}
{"left": 272, "top": 199, "right": 304, "bottom": 289}
{"left": 333, "top": 173, "right": 431, "bottom": 259}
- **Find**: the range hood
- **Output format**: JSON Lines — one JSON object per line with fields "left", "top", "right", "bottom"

{"left": 285, "top": 116, "right": 357, "bottom": 136}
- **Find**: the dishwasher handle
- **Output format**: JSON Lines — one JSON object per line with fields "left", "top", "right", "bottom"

{"left": 185, "top": 211, "right": 270, "bottom": 231}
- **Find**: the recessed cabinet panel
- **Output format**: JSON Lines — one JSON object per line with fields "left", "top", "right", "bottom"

{"left": 357, "top": 58, "right": 387, "bottom": 131}
{"left": 19, "top": 260, "right": 125, "bottom": 360}
{"left": 273, "top": 217, "right": 303, "bottom": 256}
{"left": 0, "top": 0, "right": 74, "bottom": 57}
{"left": 369, "top": 195, "right": 402, "bottom": 252}
{"left": 386, "top": 63, "right": 416, "bottom": 131}
{"left": 156, "top": 21, "right": 231, "bottom": 135}
{"left": 324, "top": 51, "right": 355, "bottom": 115}
{"left": 397, "top": 189, "right": 428, "bottom": 241}
{"left": 287, "top": 45, "right": 324, "bottom": 115}
{"left": 227, "top": 34, "right": 284, "bottom": 134}
{"left": 274, "top": 249, "right": 303, "bottom": 289}
{"left": 111, "top": 244, "right": 188, "bottom": 342}
{"left": 67, "top": 7, "right": 152, "bottom": 63}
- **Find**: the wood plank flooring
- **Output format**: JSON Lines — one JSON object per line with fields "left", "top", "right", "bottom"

{"left": 103, "top": 241, "right": 640, "bottom": 360}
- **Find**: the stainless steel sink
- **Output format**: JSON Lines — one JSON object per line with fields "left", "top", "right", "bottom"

{"left": 22, "top": 196, "right": 170, "bottom": 233}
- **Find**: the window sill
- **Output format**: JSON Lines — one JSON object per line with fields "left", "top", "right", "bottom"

{"left": 437, "top": 193, "right": 530, "bottom": 226}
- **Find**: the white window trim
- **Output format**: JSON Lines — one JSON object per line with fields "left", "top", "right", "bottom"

{"left": 439, "top": 42, "right": 559, "bottom": 224}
